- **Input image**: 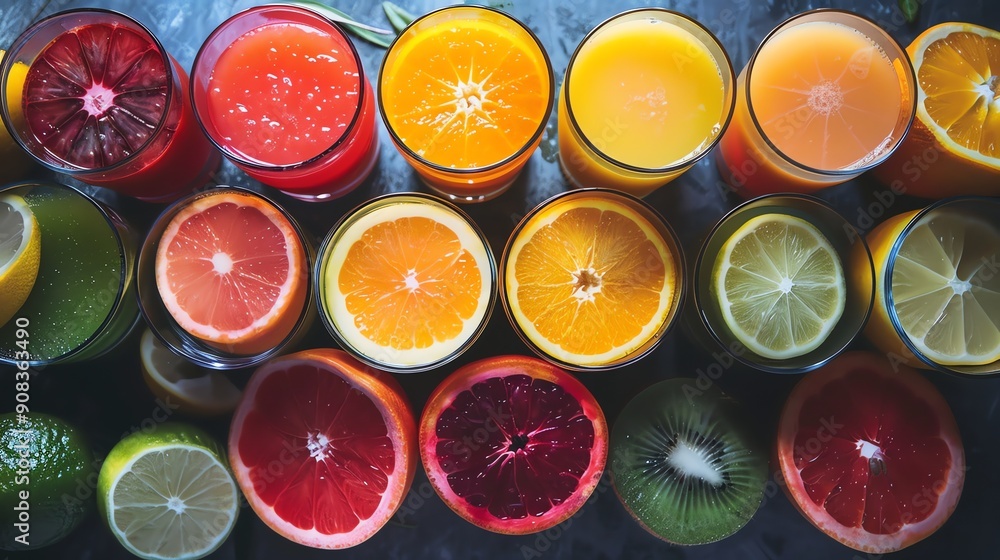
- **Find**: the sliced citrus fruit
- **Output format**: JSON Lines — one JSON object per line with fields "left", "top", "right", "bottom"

{"left": 0, "top": 193, "right": 40, "bottom": 328}
{"left": 0, "top": 49, "right": 33, "bottom": 183}
{"left": 22, "top": 21, "right": 170, "bottom": 170}
{"left": 0, "top": 413, "right": 95, "bottom": 551}
{"left": 97, "top": 423, "right": 239, "bottom": 560}
{"left": 503, "top": 192, "right": 680, "bottom": 368}
{"left": 712, "top": 213, "right": 845, "bottom": 359}
{"left": 886, "top": 210, "right": 1000, "bottom": 365}
{"left": 777, "top": 351, "right": 965, "bottom": 553}
{"left": 139, "top": 329, "right": 242, "bottom": 417}
{"left": 321, "top": 195, "right": 494, "bottom": 370}
{"left": 228, "top": 348, "right": 416, "bottom": 549}
{"left": 874, "top": 22, "right": 1000, "bottom": 197}
{"left": 155, "top": 190, "right": 308, "bottom": 355}
{"left": 419, "top": 355, "right": 607, "bottom": 535}
{"left": 379, "top": 8, "right": 551, "bottom": 168}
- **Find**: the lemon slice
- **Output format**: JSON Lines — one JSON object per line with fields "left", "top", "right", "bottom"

{"left": 0, "top": 194, "right": 41, "bottom": 327}
{"left": 140, "top": 329, "right": 242, "bottom": 417}
{"left": 97, "top": 423, "right": 239, "bottom": 560}
{"left": 713, "top": 214, "right": 846, "bottom": 359}
{"left": 890, "top": 211, "right": 1000, "bottom": 365}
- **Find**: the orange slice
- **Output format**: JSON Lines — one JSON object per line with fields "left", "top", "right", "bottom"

{"left": 321, "top": 196, "right": 494, "bottom": 369}
{"left": 155, "top": 190, "right": 308, "bottom": 355}
{"left": 503, "top": 192, "right": 680, "bottom": 367}
{"left": 380, "top": 11, "right": 551, "bottom": 168}
{"left": 874, "top": 22, "right": 1000, "bottom": 197}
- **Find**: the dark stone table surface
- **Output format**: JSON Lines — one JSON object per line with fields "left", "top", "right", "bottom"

{"left": 1, "top": 0, "right": 998, "bottom": 559}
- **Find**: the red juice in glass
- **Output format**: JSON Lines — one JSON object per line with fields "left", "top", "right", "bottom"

{"left": 192, "top": 5, "right": 378, "bottom": 201}
{"left": 0, "top": 9, "right": 220, "bottom": 203}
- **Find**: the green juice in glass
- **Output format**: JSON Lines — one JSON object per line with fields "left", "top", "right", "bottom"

{"left": 0, "top": 183, "right": 137, "bottom": 365}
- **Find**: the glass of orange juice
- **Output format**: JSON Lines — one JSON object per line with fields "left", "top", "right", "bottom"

{"left": 501, "top": 189, "right": 685, "bottom": 371}
{"left": 863, "top": 197, "right": 1000, "bottom": 376}
{"left": 558, "top": 9, "right": 735, "bottom": 197}
{"left": 137, "top": 186, "right": 315, "bottom": 369}
{"left": 378, "top": 6, "right": 554, "bottom": 203}
{"left": 316, "top": 193, "right": 496, "bottom": 373}
{"left": 716, "top": 10, "right": 916, "bottom": 197}
{"left": 694, "top": 195, "right": 874, "bottom": 374}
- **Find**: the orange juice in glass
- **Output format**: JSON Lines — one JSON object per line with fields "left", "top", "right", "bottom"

{"left": 717, "top": 10, "right": 916, "bottom": 197}
{"left": 558, "top": 9, "right": 735, "bottom": 197}
{"left": 378, "top": 6, "right": 553, "bottom": 203}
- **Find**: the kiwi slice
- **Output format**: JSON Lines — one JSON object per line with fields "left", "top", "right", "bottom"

{"left": 610, "top": 379, "right": 767, "bottom": 545}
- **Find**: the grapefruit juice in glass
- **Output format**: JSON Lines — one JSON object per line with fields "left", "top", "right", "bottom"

{"left": 379, "top": 6, "right": 554, "bottom": 203}
{"left": 862, "top": 197, "right": 1000, "bottom": 376}
{"left": 192, "top": 5, "right": 378, "bottom": 201}
{"left": 0, "top": 9, "right": 220, "bottom": 202}
{"left": 137, "top": 187, "right": 313, "bottom": 369}
{"left": 0, "top": 182, "right": 139, "bottom": 366}
{"left": 717, "top": 10, "right": 916, "bottom": 197}
{"left": 558, "top": 9, "right": 735, "bottom": 197}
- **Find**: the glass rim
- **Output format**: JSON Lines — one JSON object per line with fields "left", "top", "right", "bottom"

{"left": 314, "top": 191, "right": 498, "bottom": 373}
{"left": 499, "top": 187, "right": 687, "bottom": 372}
{"left": 743, "top": 8, "right": 918, "bottom": 177}
{"left": 562, "top": 7, "right": 737, "bottom": 174}
{"left": 693, "top": 192, "right": 875, "bottom": 374}
{"left": 0, "top": 8, "right": 178, "bottom": 177}
{"left": 190, "top": 3, "right": 369, "bottom": 172}
{"left": 884, "top": 195, "right": 1000, "bottom": 378}
{"left": 0, "top": 181, "right": 134, "bottom": 367}
{"left": 376, "top": 4, "right": 555, "bottom": 176}
{"left": 137, "top": 185, "right": 315, "bottom": 370}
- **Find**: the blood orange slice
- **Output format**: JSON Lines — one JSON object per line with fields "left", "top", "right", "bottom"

{"left": 22, "top": 21, "right": 169, "bottom": 169}
{"left": 419, "top": 355, "right": 607, "bottom": 534}
{"left": 777, "top": 351, "right": 965, "bottom": 553}
{"left": 228, "top": 348, "right": 417, "bottom": 549}
{"left": 155, "top": 190, "right": 308, "bottom": 355}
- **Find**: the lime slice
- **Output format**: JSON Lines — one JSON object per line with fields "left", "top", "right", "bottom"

{"left": 891, "top": 212, "right": 1000, "bottom": 365}
{"left": 97, "top": 423, "right": 238, "bottom": 560}
{"left": 713, "top": 213, "right": 846, "bottom": 359}
{"left": 0, "top": 413, "right": 95, "bottom": 551}
{"left": 139, "top": 330, "right": 242, "bottom": 417}
{"left": 0, "top": 194, "right": 41, "bottom": 327}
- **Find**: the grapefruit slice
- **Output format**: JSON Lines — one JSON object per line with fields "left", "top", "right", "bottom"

{"left": 154, "top": 190, "right": 308, "bottom": 355}
{"left": 419, "top": 355, "right": 607, "bottom": 534}
{"left": 22, "top": 21, "right": 170, "bottom": 169}
{"left": 139, "top": 329, "right": 242, "bottom": 417}
{"left": 228, "top": 348, "right": 416, "bottom": 549}
{"left": 777, "top": 351, "right": 965, "bottom": 553}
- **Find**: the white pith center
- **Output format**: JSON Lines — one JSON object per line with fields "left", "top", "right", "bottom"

{"left": 403, "top": 269, "right": 420, "bottom": 291}
{"left": 211, "top": 252, "right": 233, "bottom": 274}
{"left": 165, "top": 496, "right": 186, "bottom": 514}
{"left": 778, "top": 277, "right": 794, "bottom": 294}
{"left": 856, "top": 439, "right": 882, "bottom": 460}
{"left": 307, "top": 432, "right": 331, "bottom": 462}
{"left": 572, "top": 267, "right": 603, "bottom": 302}
{"left": 83, "top": 83, "right": 117, "bottom": 117}
{"left": 668, "top": 438, "right": 724, "bottom": 487}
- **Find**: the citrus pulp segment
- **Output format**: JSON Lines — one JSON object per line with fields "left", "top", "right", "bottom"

{"left": 889, "top": 211, "right": 1000, "bottom": 365}
{"left": 228, "top": 349, "right": 416, "bottom": 549}
{"left": 0, "top": 193, "right": 40, "bottom": 328}
{"left": 0, "top": 413, "right": 95, "bottom": 551}
{"left": 712, "top": 213, "right": 845, "bottom": 360}
{"left": 22, "top": 22, "right": 170, "bottom": 170}
{"left": 874, "top": 23, "right": 1000, "bottom": 197}
{"left": 322, "top": 197, "right": 494, "bottom": 369}
{"left": 504, "top": 194, "right": 678, "bottom": 367}
{"left": 97, "top": 423, "right": 239, "bottom": 560}
{"left": 419, "top": 355, "right": 607, "bottom": 535}
{"left": 380, "top": 15, "right": 551, "bottom": 168}
{"left": 0, "top": 50, "right": 33, "bottom": 182}
{"left": 139, "top": 329, "right": 242, "bottom": 417}
{"left": 777, "top": 351, "right": 964, "bottom": 553}
{"left": 154, "top": 191, "right": 308, "bottom": 355}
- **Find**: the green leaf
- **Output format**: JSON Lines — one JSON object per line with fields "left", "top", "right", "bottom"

{"left": 899, "top": 0, "right": 920, "bottom": 23}
{"left": 285, "top": 1, "right": 396, "bottom": 48}
{"left": 383, "top": 2, "right": 416, "bottom": 33}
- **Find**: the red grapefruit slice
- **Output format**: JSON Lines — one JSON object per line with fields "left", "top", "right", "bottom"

{"left": 155, "top": 190, "right": 308, "bottom": 355}
{"left": 777, "top": 351, "right": 965, "bottom": 553}
{"left": 229, "top": 348, "right": 417, "bottom": 549}
{"left": 419, "top": 355, "right": 608, "bottom": 534}
{"left": 23, "top": 22, "right": 169, "bottom": 169}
